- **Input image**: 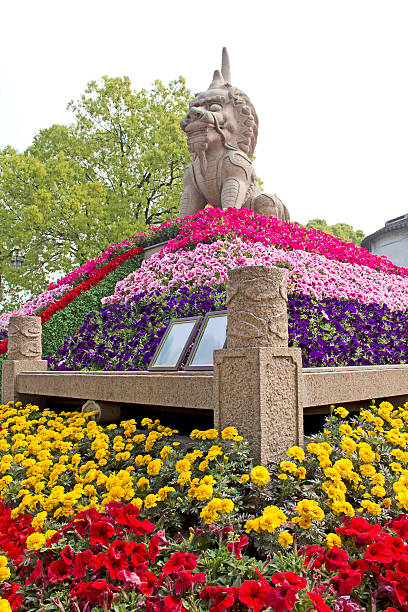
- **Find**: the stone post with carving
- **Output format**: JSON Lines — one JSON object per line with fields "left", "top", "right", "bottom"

{"left": 213, "top": 266, "right": 303, "bottom": 464}
{"left": 1, "top": 316, "right": 48, "bottom": 405}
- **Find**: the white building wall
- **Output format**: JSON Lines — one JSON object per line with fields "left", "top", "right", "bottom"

{"left": 369, "top": 228, "right": 408, "bottom": 268}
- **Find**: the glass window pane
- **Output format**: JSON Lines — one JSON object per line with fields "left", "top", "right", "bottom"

{"left": 190, "top": 315, "right": 227, "bottom": 366}
{"left": 153, "top": 320, "right": 197, "bottom": 367}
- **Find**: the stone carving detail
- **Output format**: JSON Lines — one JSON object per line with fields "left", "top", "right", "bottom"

{"left": 179, "top": 48, "right": 290, "bottom": 222}
{"left": 7, "top": 316, "right": 42, "bottom": 360}
{"left": 226, "top": 266, "right": 288, "bottom": 348}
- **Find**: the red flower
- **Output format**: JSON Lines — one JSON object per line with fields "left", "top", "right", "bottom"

{"left": 47, "top": 560, "right": 71, "bottom": 583}
{"left": 149, "top": 529, "right": 167, "bottom": 563}
{"left": 307, "top": 591, "right": 332, "bottom": 612}
{"left": 89, "top": 520, "right": 116, "bottom": 546}
{"left": 25, "top": 559, "right": 43, "bottom": 586}
{"left": 271, "top": 571, "right": 307, "bottom": 590}
{"left": 336, "top": 516, "right": 381, "bottom": 546}
{"left": 127, "top": 516, "right": 156, "bottom": 537}
{"left": 162, "top": 552, "right": 198, "bottom": 575}
{"left": 324, "top": 546, "right": 349, "bottom": 572}
{"left": 71, "top": 579, "right": 118, "bottom": 609}
{"left": 227, "top": 534, "right": 248, "bottom": 560}
{"left": 301, "top": 545, "right": 325, "bottom": 569}
{"left": 388, "top": 516, "right": 408, "bottom": 540}
{"left": 331, "top": 566, "right": 362, "bottom": 595}
{"left": 72, "top": 550, "right": 94, "bottom": 579}
{"left": 238, "top": 579, "right": 272, "bottom": 612}
{"left": 174, "top": 570, "right": 206, "bottom": 595}
{"left": 125, "top": 541, "right": 149, "bottom": 566}
{"left": 200, "top": 586, "right": 238, "bottom": 611}
{"left": 267, "top": 585, "right": 299, "bottom": 612}
{"left": 364, "top": 542, "right": 393, "bottom": 565}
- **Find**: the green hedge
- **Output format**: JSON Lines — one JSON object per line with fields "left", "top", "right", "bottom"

{"left": 0, "top": 254, "right": 143, "bottom": 399}
{"left": 41, "top": 255, "right": 143, "bottom": 357}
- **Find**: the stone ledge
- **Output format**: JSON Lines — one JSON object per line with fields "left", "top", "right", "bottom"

{"left": 303, "top": 364, "right": 408, "bottom": 407}
{"left": 15, "top": 371, "right": 213, "bottom": 410}
{"left": 14, "top": 363, "right": 408, "bottom": 412}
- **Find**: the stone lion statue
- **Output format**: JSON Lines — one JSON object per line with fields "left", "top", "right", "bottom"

{"left": 179, "top": 48, "right": 290, "bottom": 222}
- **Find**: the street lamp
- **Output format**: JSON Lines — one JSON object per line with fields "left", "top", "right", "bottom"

{"left": 10, "top": 248, "right": 25, "bottom": 269}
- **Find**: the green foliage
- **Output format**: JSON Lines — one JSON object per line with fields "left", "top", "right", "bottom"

{"left": 41, "top": 255, "right": 143, "bottom": 358}
{"left": 0, "top": 76, "right": 191, "bottom": 309}
{"left": 305, "top": 218, "right": 365, "bottom": 246}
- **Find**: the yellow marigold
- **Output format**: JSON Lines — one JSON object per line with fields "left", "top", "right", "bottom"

{"left": 199, "top": 460, "right": 209, "bottom": 472}
{"left": 31, "top": 511, "right": 47, "bottom": 531}
{"left": 26, "top": 532, "right": 47, "bottom": 551}
{"left": 358, "top": 443, "right": 376, "bottom": 463}
{"left": 160, "top": 446, "right": 173, "bottom": 460}
{"left": 325, "top": 533, "right": 342, "bottom": 549}
{"left": 278, "top": 474, "right": 288, "bottom": 480}
{"left": 359, "top": 499, "right": 382, "bottom": 516}
{"left": 221, "top": 426, "right": 239, "bottom": 439}
{"left": 176, "top": 459, "right": 191, "bottom": 473}
{"left": 370, "top": 472, "right": 385, "bottom": 486}
{"left": 177, "top": 471, "right": 191, "bottom": 487}
{"left": 0, "top": 598, "right": 11, "bottom": 612}
{"left": 157, "top": 486, "right": 175, "bottom": 501}
{"left": 382, "top": 498, "right": 392, "bottom": 509}
{"left": 240, "top": 474, "right": 250, "bottom": 484}
{"left": 334, "top": 407, "right": 349, "bottom": 418}
{"left": 341, "top": 437, "right": 357, "bottom": 455}
{"left": 147, "top": 459, "right": 163, "bottom": 476}
{"left": 286, "top": 446, "right": 305, "bottom": 462}
{"left": 371, "top": 485, "right": 386, "bottom": 498}
{"left": 136, "top": 477, "right": 150, "bottom": 491}
{"left": 280, "top": 461, "right": 297, "bottom": 474}
{"left": 144, "top": 494, "right": 158, "bottom": 509}
{"left": 390, "top": 462, "right": 403, "bottom": 473}
{"left": 360, "top": 464, "right": 376, "bottom": 477}
{"left": 295, "top": 467, "right": 307, "bottom": 480}
{"left": 250, "top": 466, "right": 270, "bottom": 486}
{"left": 278, "top": 532, "right": 293, "bottom": 547}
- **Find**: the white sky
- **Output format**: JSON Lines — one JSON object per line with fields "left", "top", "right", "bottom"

{"left": 1, "top": 0, "right": 408, "bottom": 236}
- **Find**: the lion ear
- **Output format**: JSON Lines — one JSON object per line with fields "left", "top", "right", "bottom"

{"left": 209, "top": 70, "right": 225, "bottom": 89}
{"left": 221, "top": 47, "right": 231, "bottom": 83}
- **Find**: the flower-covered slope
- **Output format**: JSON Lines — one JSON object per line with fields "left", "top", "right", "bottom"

{"left": 3, "top": 206, "right": 408, "bottom": 371}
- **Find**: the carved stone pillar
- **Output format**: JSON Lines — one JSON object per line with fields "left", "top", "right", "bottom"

{"left": 213, "top": 266, "right": 303, "bottom": 464}
{"left": 1, "top": 316, "right": 48, "bottom": 405}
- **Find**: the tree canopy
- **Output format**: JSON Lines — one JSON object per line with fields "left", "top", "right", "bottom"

{"left": 305, "top": 218, "right": 365, "bottom": 246}
{"left": 0, "top": 76, "right": 191, "bottom": 310}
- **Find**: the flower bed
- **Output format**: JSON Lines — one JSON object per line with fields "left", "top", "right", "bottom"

{"left": 0, "top": 399, "right": 407, "bottom": 610}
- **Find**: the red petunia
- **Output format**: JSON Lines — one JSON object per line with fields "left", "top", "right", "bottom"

{"left": 162, "top": 552, "right": 198, "bottom": 575}
{"left": 127, "top": 516, "right": 156, "bottom": 537}
{"left": 72, "top": 550, "right": 94, "bottom": 579}
{"left": 267, "top": 584, "right": 299, "bottom": 612}
{"left": 227, "top": 534, "right": 248, "bottom": 560}
{"left": 331, "top": 566, "right": 362, "bottom": 595}
{"left": 364, "top": 542, "right": 393, "bottom": 565}
{"left": 89, "top": 520, "right": 116, "bottom": 546}
{"left": 174, "top": 570, "right": 206, "bottom": 595}
{"left": 149, "top": 529, "right": 167, "bottom": 563}
{"left": 324, "top": 546, "right": 349, "bottom": 572}
{"left": 25, "top": 559, "right": 43, "bottom": 586}
{"left": 47, "top": 560, "right": 71, "bottom": 583}
{"left": 307, "top": 591, "right": 332, "bottom": 612}
{"left": 271, "top": 571, "right": 307, "bottom": 590}
{"left": 238, "top": 579, "right": 272, "bottom": 612}
{"left": 301, "top": 545, "right": 325, "bottom": 569}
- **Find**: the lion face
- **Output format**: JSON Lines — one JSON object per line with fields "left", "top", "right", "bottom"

{"left": 180, "top": 87, "right": 241, "bottom": 156}
{"left": 181, "top": 86, "right": 258, "bottom": 159}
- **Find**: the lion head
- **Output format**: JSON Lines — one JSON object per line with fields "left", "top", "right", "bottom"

{"left": 180, "top": 48, "right": 259, "bottom": 161}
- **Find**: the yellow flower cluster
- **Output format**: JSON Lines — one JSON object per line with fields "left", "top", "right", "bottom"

{"left": 292, "top": 499, "right": 324, "bottom": 529}
{"left": 200, "top": 498, "right": 234, "bottom": 524}
{"left": 244, "top": 505, "right": 287, "bottom": 534}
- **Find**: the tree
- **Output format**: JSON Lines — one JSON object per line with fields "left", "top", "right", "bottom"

{"left": 0, "top": 76, "right": 192, "bottom": 310}
{"left": 305, "top": 219, "right": 365, "bottom": 246}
